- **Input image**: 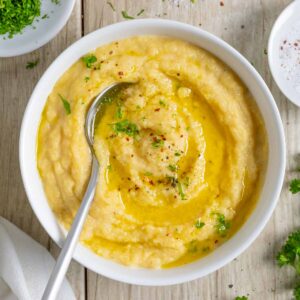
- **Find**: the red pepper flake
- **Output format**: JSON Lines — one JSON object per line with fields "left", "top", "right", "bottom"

{"left": 180, "top": 134, "right": 183, "bottom": 138}
{"left": 154, "top": 108, "right": 160, "bottom": 112}
{"left": 150, "top": 133, "right": 154, "bottom": 136}
{"left": 131, "top": 154, "right": 134, "bottom": 158}
{"left": 215, "top": 240, "right": 219, "bottom": 244}
{"left": 220, "top": 1, "right": 224, "bottom": 6}
{"left": 149, "top": 180, "right": 154, "bottom": 185}
{"left": 100, "top": 60, "right": 104, "bottom": 63}
{"left": 177, "top": 73, "right": 180, "bottom": 76}
{"left": 109, "top": 51, "right": 113, "bottom": 55}
{"left": 118, "top": 71, "right": 124, "bottom": 76}
{"left": 126, "top": 137, "right": 129, "bottom": 141}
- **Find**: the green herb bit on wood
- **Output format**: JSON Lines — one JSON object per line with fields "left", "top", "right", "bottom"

{"left": 84, "top": 76, "right": 90, "bottom": 82}
{"left": 107, "top": 1, "right": 115, "bottom": 11}
{"left": 122, "top": 11, "right": 135, "bottom": 19}
{"left": 235, "top": 297, "right": 248, "bottom": 300}
{"left": 195, "top": 219, "right": 205, "bottom": 229}
{"left": 82, "top": 54, "right": 97, "bottom": 68}
{"left": 137, "top": 9, "right": 145, "bottom": 16}
{"left": 214, "top": 213, "right": 230, "bottom": 236}
{"left": 290, "top": 179, "right": 300, "bottom": 194}
{"left": 112, "top": 119, "right": 139, "bottom": 137}
{"left": 59, "top": 94, "right": 71, "bottom": 115}
{"left": 26, "top": 59, "right": 39, "bottom": 69}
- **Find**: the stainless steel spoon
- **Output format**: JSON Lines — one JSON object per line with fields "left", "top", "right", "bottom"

{"left": 42, "top": 82, "right": 130, "bottom": 300}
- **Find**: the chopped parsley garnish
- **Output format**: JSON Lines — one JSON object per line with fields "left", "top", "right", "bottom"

{"left": 214, "top": 213, "right": 230, "bottom": 236}
{"left": 107, "top": 1, "right": 115, "bottom": 11}
{"left": 82, "top": 54, "right": 97, "bottom": 68}
{"left": 290, "top": 179, "right": 300, "bottom": 194}
{"left": 174, "top": 151, "right": 181, "bottom": 156}
{"left": 121, "top": 11, "right": 134, "bottom": 19}
{"left": 159, "top": 100, "right": 166, "bottom": 106}
{"left": 112, "top": 119, "right": 139, "bottom": 137}
{"left": 116, "top": 106, "right": 123, "bottom": 119}
{"left": 187, "top": 240, "right": 198, "bottom": 253}
{"left": 152, "top": 138, "right": 164, "bottom": 148}
{"left": 84, "top": 76, "right": 90, "bottom": 82}
{"left": 195, "top": 219, "right": 205, "bottom": 229}
{"left": 42, "top": 14, "right": 49, "bottom": 19}
{"left": 26, "top": 59, "right": 39, "bottom": 69}
{"left": 177, "top": 181, "right": 185, "bottom": 200}
{"left": 166, "top": 176, "right": 177, "bottom": 187}
{"left": 58, "top": 94, "right": 71, "bottom": 115}
{"left": 168, "top": 164, "right": 178, "bottom": 172}
{"left": 137, "top": 9, "right": 145, "bottom": 16}
{"left": 144, "top": 172, "right": 153, "bottom": 176}
{"left": 235, "top": 297, "right": 248, "bottom": 300}
{"left": 0, "top": 0, "right": 41, "bottom": 38}
{"left": 52, "top": 0, "right": 60, "bottom": 4}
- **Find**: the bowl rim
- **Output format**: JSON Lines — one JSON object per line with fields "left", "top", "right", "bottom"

{"left": 19, "top": 19, "right": 286, "bottom": 286}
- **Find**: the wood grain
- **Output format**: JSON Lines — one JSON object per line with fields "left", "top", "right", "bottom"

{"left": 0, "top": 0, "right": 297, "bottom": 299}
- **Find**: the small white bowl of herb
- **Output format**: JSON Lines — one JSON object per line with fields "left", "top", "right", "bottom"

{"left": 0, "top": 0, "right": 76, "bottom": 57}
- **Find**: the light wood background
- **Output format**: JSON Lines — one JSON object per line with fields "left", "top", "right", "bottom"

{"left": 0, "top": 0, "right": 298, "bottom": 299}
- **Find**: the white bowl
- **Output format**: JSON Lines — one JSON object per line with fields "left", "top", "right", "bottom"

{"left": 268, "top": 0, "right": 300, "bottom": 106}
{"left": 0, "top": 0, "right": 76, "bottom": 57}
{"left": 19, "top": 19, "right": 286, "bottom": 286}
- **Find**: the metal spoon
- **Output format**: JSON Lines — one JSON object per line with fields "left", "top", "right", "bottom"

{"left": 42, "top": 82, "right": 130, "bottom": 300}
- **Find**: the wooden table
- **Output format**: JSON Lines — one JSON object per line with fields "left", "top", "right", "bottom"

{"left": 0, "top": 0, "right": 297, "bottom": 299}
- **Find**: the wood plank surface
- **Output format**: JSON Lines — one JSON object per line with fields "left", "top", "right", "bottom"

{"left": 0, "top": 0, "right": 298, "bottom": 299}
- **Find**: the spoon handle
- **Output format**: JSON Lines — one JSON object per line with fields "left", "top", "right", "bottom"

{"left": 42, "top": 156, "right": 99, "bottom": 300}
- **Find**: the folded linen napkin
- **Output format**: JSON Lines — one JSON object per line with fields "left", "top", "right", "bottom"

{"left": 0, "top": 217, "right": 75, "bottom": 300}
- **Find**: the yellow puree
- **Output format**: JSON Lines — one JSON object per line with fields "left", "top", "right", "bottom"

{"left": 37, "top": 36, "right": 268, "bottom": 268}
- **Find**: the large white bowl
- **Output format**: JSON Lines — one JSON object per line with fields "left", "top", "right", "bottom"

{"left": 19, "top": 19, "right": 286, "bottom": 286}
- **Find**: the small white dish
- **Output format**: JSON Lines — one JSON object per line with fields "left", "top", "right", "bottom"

{"left": 268, "top": 0, "right": 300, "bottom": 106}
{"left": 0, "top": 0, "right": 76, "bottom": 57}
{"left": 20, "top": 19, "right": 286, "bottom": 286}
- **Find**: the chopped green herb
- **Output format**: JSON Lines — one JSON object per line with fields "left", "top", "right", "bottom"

{"left": 168, "top": 164, "right": 178, "bottom": 172}
{"left": 144, "top": 172, "right": 153, "bottom": 176}
{"left": 42, "top": 14, "right": 49, "bottom": 19}
{"left": 121, "top": 11, "right": 134, "bottom": 19}
{"left": 190, "top": 0, "right": 197, "bottom": 2}
{"left": 195, "top": 219, "right": 205, "bottom": 229}
{"left": 235, "top": 297, "right": 248, "bottom": 300}
{"left": 177, "top": 181, "right": 185, "bottom": 200}
{"left": 58, "top": 94, "right": 71, "bottom": 115}
{"left": 107, "top": 165, "right": 112, "bottom": 171}
{"left": 264, "top": 48, "right": 268, "bottom": 55}
{"left": 52, "top": 0, "right": 60, "bottom": 4}
{"left": 107, "top": 1, "right": 115, "bottom": 11}
{"left": 137, "top": 9, "right": 145, "bottom": 16}
{"left": 214, "top": 213, "right": 230, "bottom": 236}
{"left": 290, "top": 179, "right": 300, "bottom": 194}
{"left": 82, "top": 54, "right": 97, "bottom": 68}
{"left": 159, "top": 100, "right": 166, "bottom": 107}
{"left": 116, "top": 106, "right": 123, "bottom": 119}
{"left": 183, "top": 177, "right": 190, "bottom": 187}
{"left": 84, "top": 76, "right": 90, "bottom": 82}
{"left": 26, "top": 59, "right": 39, "bottom": 69}
{"left": 187, "top": 240, "right": 198, "bottom": 253}
{"left": 112, "top": 119, "right": 139, "bottom": 137}
{"left": 175, "top": 151, "right": 181, "bottom": 156}
{"left": 0, "top": 0, "right": 41, "bottom": 38}
{"left": 294, "top": 284, "right": 300, "bottom": 300}
{"left": 152, "top": 139, "right": 164, "bottom": 148}
{"left": 166, "top": 176, "right": 177, "bottom": 187}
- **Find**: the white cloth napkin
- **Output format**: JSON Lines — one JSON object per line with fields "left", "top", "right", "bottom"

{"left": 0, "top": 217, "right": 75, "bottom": 300}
